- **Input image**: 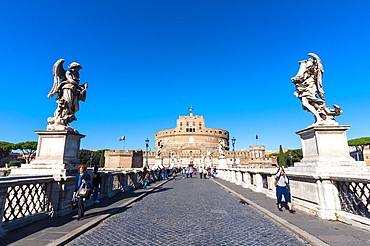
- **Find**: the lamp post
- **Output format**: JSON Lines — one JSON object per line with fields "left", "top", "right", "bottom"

{"left": 232, "top": 137, "right": 236, "bottom": 168}
{"left": 89, "top": 150, "right": 93, "bottom": 168}
{"left": 145, "top": 138, "right": 149, "bottom": 169}
{"left": 168, "top": 153, "right": 171, "bottom": 168}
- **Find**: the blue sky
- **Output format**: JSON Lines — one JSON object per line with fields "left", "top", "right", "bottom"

{"left": 1, "top": 1, "right": 369, "bottom": 152}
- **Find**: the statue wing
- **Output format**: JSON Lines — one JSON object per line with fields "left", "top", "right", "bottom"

{"left": 308, "top": 53, "right": 325, "bottom": 100}
{"left": 47, "top": 59, "right": 66, "bottom": 98}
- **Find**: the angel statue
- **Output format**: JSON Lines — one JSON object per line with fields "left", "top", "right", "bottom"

{"left": 218, "top": 140, "right": 226, "bottom": 156}
{"left": 291, "top": 53, "right": 342, "bottom": 126}
{"left": 156, "top": 140, "right": 163, "bottom": 157}
{"left": 47, "top": 59, "right": 88, "bottom": 132}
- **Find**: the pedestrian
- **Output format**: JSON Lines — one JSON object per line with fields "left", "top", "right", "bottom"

{"left": 276, "top": 167, "right": 295, "bottom": 213}
{"left": 203, "top": 168, "right": 207, "bottom": 179}
{"left": 199, "top": 166, "right": 203, "bottom": 179}
{"left": 189, "top": 166, "right": 193, "bottom": 178}
{"left": 164, "top": 167, "right": 169, "bottom": 179}
{"left": 166, "top": 167, "right": 170, "bottom": 179}
{"left": 212, "top": 167, "right": 217, "bottom": 179}
{"left": 143, "top": 167, "right": 150, "bottom": 190}
{"left": 172, "top": 167, "right": 177, "bottom": 180}
{"left": 207, "top": 166, "right": 211, "bottom": 177}
{"left": 73, "top": 164, "right": 91, "bottom": 221}
{"left": 182, "top": 167, "right": 186, "bottom": 178}
{"left": 92, "top": 165, "right": 101, "bottom": 203}
{"left": 161, "top": 167, "right": 165, "bottom": 180}
{"left": 186, "top": 167, "right": 189, "bottom": 178}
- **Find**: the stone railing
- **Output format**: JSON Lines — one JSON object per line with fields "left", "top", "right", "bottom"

{"left": 0, "top": 169, "right": 161, "bottom": 237}
{"left": 216, "top": 168, "right": 370, "bottom": 231}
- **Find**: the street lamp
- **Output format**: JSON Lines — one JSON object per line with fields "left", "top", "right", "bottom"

{"left": 168, "top": 153, "right": 171, "bottom": 168}
{"left": 232, "top": 137, "right": 237, "bottom": 168}
{"left": 89, "top": 150, "right": 93, "bottom": 168}
{"left": 145, "top": 138, "right": 149, "bottom": 169}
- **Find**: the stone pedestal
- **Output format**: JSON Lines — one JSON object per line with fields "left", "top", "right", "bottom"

{"left": 290, "top": 125, "right": 367, "bottom": 174}
{"left": 288, "top": 125, "right": 370, "bottom": 220}
{"left": 11, "top": 130, "right": 85, "bottom": 177}
{"left": 155, "top": 157, "right": 163, "bottom": 168}
{"left": 218, "top": 156, "right": 228, "bottom": 169}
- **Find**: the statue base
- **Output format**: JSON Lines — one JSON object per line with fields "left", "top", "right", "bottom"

{"left": 289, "top": 125, "right": 369, "bottom": 175}
{"left": 218, "top": 156, "right": 228, "bottom": 169}
{"left": 155, "top": 157, "right": 163, "bottom": 169}
{"left": 11, "top": 130, "right": 85, "bottom": 178}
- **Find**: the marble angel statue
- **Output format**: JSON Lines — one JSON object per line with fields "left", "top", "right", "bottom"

{"left": 47, "top": 59, "right": 88, "bottom": 132}
{"left": 218, "top": 140, "right": 226, "bottom": 156}
{"left": 156, "top": 140, "right": 163, "bottom": 157}
{"left": 291, "top": 53, "right": 342, "bottom": 126}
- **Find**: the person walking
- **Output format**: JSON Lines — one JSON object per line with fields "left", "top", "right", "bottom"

{"left": 203, "top": 168, "right": 207, "bottom": 179}
{"left": 207, "top": 166, "right": 211, "bottom": 178}
{"left": 212, "top": 167, "right": 217, "bottom": 179}
{"left": 276, "top": 167, "right": 295, "bottom": 213}
{"left": 92, "top": 166, "right": 101, "bottom": 203}
{"left": 186, "top": 167, "right": 189, "bottom": 178}
{"left": 189, "top": 166, "right": 194, "bottom": 178}
{"left": 182, "top": 167, "right": 186, "bottom": 179}
{"left": 164, "top": 167, "right": 169, "bottom": 179}
{"left": 172, "top": 167, "right": 177, "bottom": 180}
{"left": 143, "top": 167, "right": 150, "bottom": 190}
{"left": 199, "top": 166, "right": 203, "bottom": 179}
{"left": 73, "top": 164, "right": 91, "bottom": 221}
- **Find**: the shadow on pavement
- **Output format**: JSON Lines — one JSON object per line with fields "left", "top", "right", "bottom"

{"left": 1, "top": 183, "right": 159, "bottom": 246}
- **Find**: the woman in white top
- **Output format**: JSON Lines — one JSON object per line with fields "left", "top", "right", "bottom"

{"left": 276, "top": 167, "right": 295, "bottom": 213}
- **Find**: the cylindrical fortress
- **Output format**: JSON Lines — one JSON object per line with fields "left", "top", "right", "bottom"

{"left": 155, "top": 115, "right": 229, "bottom": 154}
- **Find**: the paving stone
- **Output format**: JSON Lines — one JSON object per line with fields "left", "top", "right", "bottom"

{"left": 66, "top": 177, "right": 308, "bottom": 245}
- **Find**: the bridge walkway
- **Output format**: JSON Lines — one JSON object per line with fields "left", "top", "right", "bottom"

{"left": 3, "top": 175, "right": 370, "bottom": 245}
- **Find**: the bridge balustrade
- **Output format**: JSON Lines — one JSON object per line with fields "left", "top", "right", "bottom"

{"left": 216, "top": 168, "right": 370, "bottom": 230}
{"left": 0, "top": 169, "right": 160, "bottom": 237}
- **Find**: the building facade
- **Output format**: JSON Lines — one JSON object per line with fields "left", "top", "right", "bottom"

{"left": 155, "top": 109, "right": 229, "bottom": 155}
{"left": 104, "top": 109, "right": 276, "bottom": 169}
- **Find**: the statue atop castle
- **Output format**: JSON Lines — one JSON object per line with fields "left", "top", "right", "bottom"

{"left": 291, "top": 53, "right": 342, "bottom": 126}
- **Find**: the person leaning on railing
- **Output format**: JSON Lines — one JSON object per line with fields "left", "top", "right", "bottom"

{"left": 276, "top": 167, "right": 295, "bottom": 213}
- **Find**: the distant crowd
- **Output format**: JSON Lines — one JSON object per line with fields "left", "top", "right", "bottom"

{"left": 154, "top": 165, "right": 217, "bottom": 180}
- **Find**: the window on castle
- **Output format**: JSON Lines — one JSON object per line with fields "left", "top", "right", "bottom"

{"left": 187, "top": 122, "right": 189, "bottom": 126}
{"left": 193, "top": 122, "right": 195, "bottom": 126}
{"left": 180, "top": 122, "right": 182, "bottom": 126}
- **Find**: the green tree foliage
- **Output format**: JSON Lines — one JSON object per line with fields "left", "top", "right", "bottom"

{"left": 99, "top": 150, "right": 105, "bottom": 167}
{"left": 9, "top": 161, "right": 21, "bottom": 167}
{"left": 269, "top": 153, "right": 279, "bottom": 158}
{"left": 278, "top": 145, "right": 285, "bottom": 167}
{"left": 0, "top": 141, "right": 13, "bottom": 158}
{"left": 13, "top": 141, "right": 38, "bottom": 164}
{"left": 285, "top": 149, "right": 303, "bottom": 166}
{"left": 348, "top": 137, "right": 370, "bottom": 160}
{"left": 79, "top": 149, "right": 109, "bottom": 167}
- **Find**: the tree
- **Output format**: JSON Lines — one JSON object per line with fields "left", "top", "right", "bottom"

{"left": 278, "top": 145, "right": 285, "bottom": 167}
{"left": 0, "top": 141, "right": 13, "bottom": 158}
{"left": 13, "top": 141, "right": 38, "bottom": 164}
{"left": 285, "top": 149, "right": 303, "bottom": 166}
{"left": 79, "top": 149, "right": 109, "bottom": 167}
{"left": 348, "top": 137, "right": 370, "bottom": 161}
{"left": 99, "top": 150, "right": 105, "bottom": 167}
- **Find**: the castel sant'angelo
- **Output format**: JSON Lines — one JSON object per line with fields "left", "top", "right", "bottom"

{"left": 104, "top": 108, "right": 276, "bottom": 169}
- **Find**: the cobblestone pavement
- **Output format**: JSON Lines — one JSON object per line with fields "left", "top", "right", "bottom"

{"left": 67, "top": 176, "right": 309, "bottom": 245}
